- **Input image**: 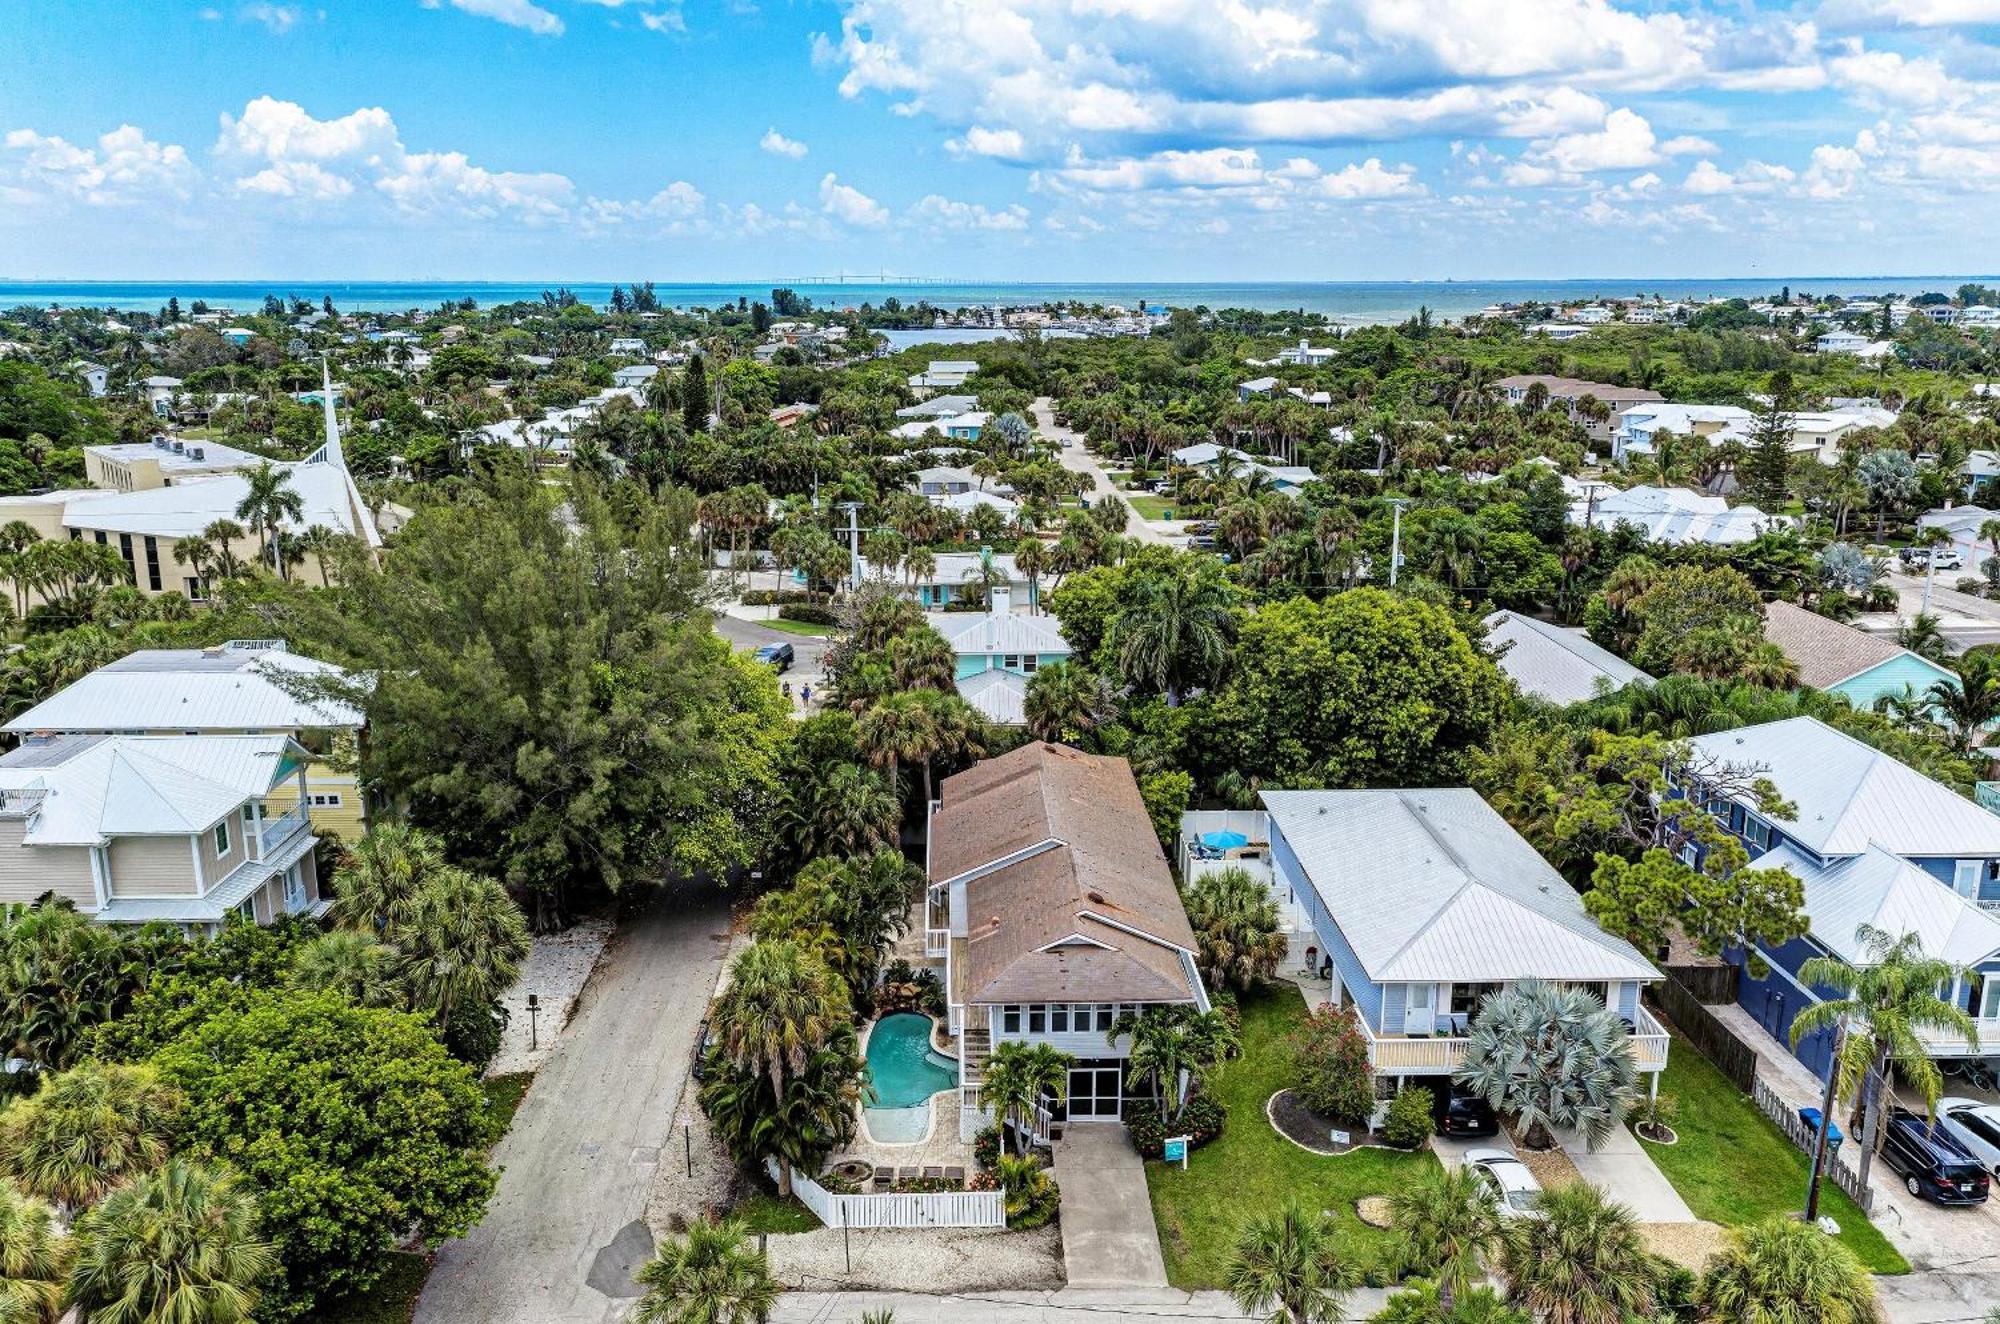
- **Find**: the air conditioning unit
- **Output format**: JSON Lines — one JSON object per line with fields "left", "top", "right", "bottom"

{"left": 191, "top": 448, "right": 205, "bottom": 460}
{"left": 171, "top": 440, "right": 184, "bottom": 453}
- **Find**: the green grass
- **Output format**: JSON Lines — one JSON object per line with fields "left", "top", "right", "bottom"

{"left": 764, "top": 617, "right": 839, "bottom": 636}
{"left": 1144, "top": 986, "right": 1436, "bottom": 1288}
{"left": 482, "top": 1072, "right": 534, "bottom": 1127}
{"left": 300, "top": 1251, "right": 431, "bottom": 1324}
{"left": 731, "top": 1191, "right": 822, "bottom": 1234}
{"left": 1645, "top": 1034, "right": 1908, "bottom": 1274}
{"left": 1127, "top": 495, "right": 1176, "bottom": 521}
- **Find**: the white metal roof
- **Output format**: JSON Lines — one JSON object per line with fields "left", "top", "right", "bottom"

{"left": 1484, "top": 611, "right": 1651, "bottom": 706}
{"left": 0, "top": 734, "right": 302, "bottom": 845}
{"left": 5, "top": 643, "right": 361, "bottom": 735}
{"left": 937, "top": 613, "right": 1071, "bottom": 658}
{"left": 1758, "top": 842, "right": 2000, "bottom": 968}
{"left": 957, "top": 669, "right": 1029, "bottom": 725}
{"left": 58, "top": 457, "right": 380, "bottom": 545}
{"left": 1689, "top": 717, "right": 2000, "bottom": 859}
{"left": 1262, "top": 788, "right": 1659, "bottom": 984}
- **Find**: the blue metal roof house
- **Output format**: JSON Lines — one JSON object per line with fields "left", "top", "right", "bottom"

{"left": 1686, "top": 716, "right": 2000, "bottom": 1081}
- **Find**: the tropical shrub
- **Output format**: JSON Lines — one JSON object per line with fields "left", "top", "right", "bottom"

{"left": 1697, "top": 1217, "right": 1881, "bottom": 1324}
{"left": 779, "top": 602, "right": 839, "bottom": 625}
{"left": 1290, "top": 1003, "right": 1375, "bottom": 1128}
{"left": 1455, "top": 980, "right": 1636, "bottom": 1151}
{"left": 994, "top": 1155, "right": 1059, "bottom": 1229}
{"left": 1182, "top": 866, "right": 1287, "bottom": 992}
{"left": 1123, "top": 1093, "right": 1226, "bottom": 1158}
{"left": 632, "top": 1217, "right": 778, "bottom": 1324}
{"left": 1371, "top": 1280, "right": 1530, "bottom": 1323}
{"left": 1383, "top": 1087, "right": 1435, "bottom": 1150}
{"left": 972, "top": 1126, "right": 1001, "bottom": 1171}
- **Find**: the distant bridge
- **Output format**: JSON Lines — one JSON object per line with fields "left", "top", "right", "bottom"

{"left": 773, "top": 273, "right": 964, "bottom": 286}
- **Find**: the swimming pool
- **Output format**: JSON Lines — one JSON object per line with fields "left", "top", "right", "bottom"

{"left": 863, "top": 1013, "right": 958, "bottom": 1143}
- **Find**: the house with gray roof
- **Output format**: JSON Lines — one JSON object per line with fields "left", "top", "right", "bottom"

{"left": 1260, "top": 787, "right": 1667, "bottom": 1087}
{"left": 1687, "top": 716, "right": 2000, "bottom": 1079}
{"left": 0, "top": 733, "right": 322, "bottom": 928}
{"left": 1484, "top": 610, "right": 1651, "bottom": 705}
{"left": 1760, "top": 601, "right": 1957, "bottom": 713}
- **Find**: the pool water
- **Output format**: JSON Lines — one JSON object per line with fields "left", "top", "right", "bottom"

{"left": 865, "top": 1013, "right": 958, "bottom": 1106}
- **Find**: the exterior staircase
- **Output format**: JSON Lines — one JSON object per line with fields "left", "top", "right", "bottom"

{"left": 958, "top": 1024, "right": 991, "bottom": 1100}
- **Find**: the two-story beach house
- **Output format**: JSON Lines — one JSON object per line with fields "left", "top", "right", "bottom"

{"left": 938, "top": 597, "right": 1071, "bottom": 726}
{"left": 924, "top": 742, "right": 1209, "bottom": 1141}
{"left": 4, "top": 640, "right": 369, "bottom": 841}
{"left": 1759, "top": 602, "right": 1959, "bottom": 714}
{"left": 1686, "top": 716, "right": 2000, "bottom": 1079}
{"left": 0, "top": 733, "right": 322, "bottom": 927}
{"left": 1252, "top": 788, "right": 1669, "bottom": 1091}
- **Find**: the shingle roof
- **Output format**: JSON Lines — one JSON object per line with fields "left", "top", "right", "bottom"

{"left": 1262, "top": 788, "right": 1659, "bottom": 983}
{"left": 1757, "top": 842, "right": 2000, "bottom": 968}
{"left": 932, "top": 743, "right": 1199, "bottom": 1005}
{"left": 1493, "top": 374, "right": 1662, "bottom": 404}
{"left": 1689, "top": 716, "right": 2000, "bottom": 858}
{"left": 0, "top": 734, "right": 300, "bottom": 845}
{"left": 1760, "top": 601, "right": 1943, "bottom": 691}
{"left": 1484, "top": 611, "right": 1651, "bottom": 705}
{"left": 5, "top": 644, "right": 361, "bottom": 735}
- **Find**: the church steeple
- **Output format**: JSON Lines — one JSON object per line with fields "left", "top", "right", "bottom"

{"left": 317, "top": 354, "right": 343, "bottom": 468}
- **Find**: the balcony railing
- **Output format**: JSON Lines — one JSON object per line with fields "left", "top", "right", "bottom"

{"left": 1914, "top": 1016, "right": 2000, "bottom": 1058}
{"left": 1355, "top": 1003, "right": 1671, "bottom": 1075}
{"left": 257, "top": 806, "right": 310, "bottom": 857}
{"left": 924, "top": 928, "right": 950, "bottom": 958}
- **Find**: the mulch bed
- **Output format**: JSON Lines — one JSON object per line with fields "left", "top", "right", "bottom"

{"left": 1266, "top": 1089, "right": 1403, "bottom": 1155}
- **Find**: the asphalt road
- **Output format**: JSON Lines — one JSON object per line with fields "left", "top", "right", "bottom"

{"left": 414, "top": 883, "right": 733, "bottom": 1324}
{"left": 1032, "top": 396, "right": 1178, "bottom": 548}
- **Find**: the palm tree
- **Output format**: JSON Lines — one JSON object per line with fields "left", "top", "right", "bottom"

{"left": 197, "top": 520, "right": 248, "bottom": 581}
{"left": 1791, "top": 924, "right": 1976, "bottom": 1198}
{"left": 855, "top": 691, "right": 936, "bottom": 798}
{"left": 1111, "top": 563, "right": 1234, "bottom": 706}
{"left": 794, "top": 764, "right": 900, "bottom": 859}
{"left": 1224, "top": 1199, "right": 1358, "bottom": 1324}
{"left": 233, "top": 462, "right": 305, "bottom": 579}
{"left": 67, "top": 1161, "right": 275, "bottom": 1324}
{"left": 1023, "top": 662, "right": 1116, "bottom": 745}
{"left": 0, "top": 1180, "right": 69, "bottom": 1324}
{"left": 395, "top": 866, "right": 531, "bottom": 1034}
{"left": 328, "top": 823, "right": 449, "bottom": 936}
{"left": 286, "top": 929, "right": 403, "bottom": 1009}
{"left": 1498, "top": 1181, "right": 1658, "bottom": 1324}
{"left": 979, "top": 1041, "right": 1072, "bottom": 1155}
{"left": 1388, "top": 1165, "right": 1503, "bottom": 1314}
{"left": 1013, "top": 537, "right": 1047, "bottom": 611}
{"left": 632, "top": 1217, "right": 777, "bottom": 1324}
{"left": 0, "top": 1063, "right": 178, "bottom": 1215}
{"left": 1927, "top": 649, "right": 2000, "bottom": 752}
{"left": 1455, "top": 980, "right": 1637, "bottom": 1151}
{"left": 1109, "top": 1005, "right": 1237, "bottom": 1123}
{"left": 1181, "top": 867, "right": 1286, "bottom": 992}
{"left": 1697, "top": 1217, "right": 1881, "bottom": 1324}
{"left": 699, "top": 1029, "right": 861, "bottom": 1197}
{"left": 1897, "top": 612, "right": 1950, "bottom": 663}
{"left": 710, "top": 940, "right": 850, "bottom": 1097}
{"left": 298, "top": 523, "right": 339, "bottom": 586}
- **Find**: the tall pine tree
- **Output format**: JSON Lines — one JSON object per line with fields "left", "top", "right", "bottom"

{"left": 1744, "top": 393, "right": 1794, "bottom": 511}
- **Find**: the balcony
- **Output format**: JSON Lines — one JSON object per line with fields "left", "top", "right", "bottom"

{"left": 1914, "top": 1017, "right": 2000, "bottom": 1058}
{"left": 924, "top": 928, "right": 950, "bottom": 958}
{"left": 256, "top": 805, "right": 310, "bottom": 858}
{"left": 1356, "top": 1004, "right": 1671, "bottom": 1076}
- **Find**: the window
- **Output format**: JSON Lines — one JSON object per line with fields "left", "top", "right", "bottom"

{"left": 242, "top": 805, "right": 256, "bottom": 827}
{"left": 309, "top": 792, "right": 343, "bottom": 808}
{"left": 117, "top": 533, "right": 135, "bottom": 583}
{"left": 1021, "top": 654, "right": 1039, "bottom": 674}
{"left": 1003, "top": 654, "right": 1021, "bottom": 670}
{"left": 184, "top": 576, "right": 210, "bottom": 602}
{"left": 1743, "top": 817, "right": 1771, "bottom": 851}
{"left": 1983, "top": 977, "right": 2000, "bottom": 1020}
{"left": 1002, "top": 1006, "right": 1021, "bottom": 1034}
{"left": 1050, "top": 1006, "right": 1069, "bottom": 1033}
{"left": 1954, "top": 860, "right": 1982, "bottom": 898}
{"left": 236, "top": 897, "right": 255, "bottom": 922}
{"left": 213, "top": 820, "right": 230, "bottom": 855}
{"left": 1096, "top": 1005, "right": 1115, "bottom": 1031}
{"left": 143, "top": 536, "right": 161, "bottom": 591}
{"left": 1028, "top": 1006, "right": 1047, "bottom": 1034}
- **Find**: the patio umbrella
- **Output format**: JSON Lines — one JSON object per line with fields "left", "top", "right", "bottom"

{"left": 1200, "top": 830, "right": 1249, "bottom": 850}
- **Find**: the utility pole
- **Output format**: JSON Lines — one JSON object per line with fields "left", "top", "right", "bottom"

{"left": 1803, "top": 1018, "right": 1847, "bottom": 1224}
{"left": 1387, "top": 498, "right": 1410, "bottom": 587}
{"left": 1580, "top": 481, "right": 1605, "bottom": 530}
{"left": 837, "top": 501, "right": 862, "bottom": 591}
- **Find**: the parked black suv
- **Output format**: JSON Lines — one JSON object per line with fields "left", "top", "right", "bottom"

{"left": 754, "top": 642, "right": 795, "bottom": 672}
{"left": 1430, "top": 1082, "right": 1499, "bottom": 1138}
{"left": 1881, "top": 1108, "right": 1991, "bottom": 1205}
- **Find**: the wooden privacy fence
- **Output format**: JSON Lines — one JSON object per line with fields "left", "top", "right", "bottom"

{"left": 1750, "top": 1078, "right": 1876, "bottom": 1216}
{"left": 1648, "top": 977, "right": 1758, "bottom": 1093}
{"left": 768, "top": 1160, "right": 1006, "bottom": 1229}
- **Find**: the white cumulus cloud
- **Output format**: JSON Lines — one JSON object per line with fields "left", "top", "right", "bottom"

{"left": 818, "top": 172, "right": 889, "bottom": 226}
{"left": 759, "top": 128, "right": 808, "bottom": 158}
{"left": 419, "top": 0, "right": 563, "bottom": 37}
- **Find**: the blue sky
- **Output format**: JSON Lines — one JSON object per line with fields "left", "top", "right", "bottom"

{"left": 5, "top": 0, "right": 2000, "bottom": 280}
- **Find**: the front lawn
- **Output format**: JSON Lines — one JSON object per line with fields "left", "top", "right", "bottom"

{"left": 1644, "top": 1033, "right": 1908, "bottom": 1274}
{"left": 1144, "top": 986, "right": 1436, "bottom": 1288}
{"left": 1127, "top": 495, "right": 1176, "bottom": 521}
{"left": 764, "top": 617, "right": 839, "bottom": 636}
{"left": 731, "top": 1190, "right": 822, "bottom": 1234}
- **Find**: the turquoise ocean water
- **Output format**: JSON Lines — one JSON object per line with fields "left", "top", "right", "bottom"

{"left": 1, "top": 277, "right": 1994, "bottom": 323}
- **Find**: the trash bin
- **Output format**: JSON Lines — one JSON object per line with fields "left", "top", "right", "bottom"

{"left": 1798, "top": 1107, "right": 1844, "bottom": 1155}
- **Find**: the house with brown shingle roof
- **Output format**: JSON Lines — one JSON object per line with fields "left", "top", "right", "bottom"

{"left": 924, "top": 741, "right": 1209, "bottom": 1139}
{"left": 1761, "top": 601, "right": 1958, "bottom": 713}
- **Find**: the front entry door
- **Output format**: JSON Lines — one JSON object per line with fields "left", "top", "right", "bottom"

{"left": 1404, "top": 983, "right": 1437, "bottom": 1036}
{"left": 1067, "top": 1064, "right": 1122, "bottom": 1120}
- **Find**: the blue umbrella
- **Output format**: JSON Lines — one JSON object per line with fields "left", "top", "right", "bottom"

{"left": 1201, "top": 830, "right": 1249, "bottom": 850}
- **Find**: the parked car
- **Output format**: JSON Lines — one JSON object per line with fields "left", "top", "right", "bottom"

{"left": 1939, "top": 1096, "right": 2000, "bottom": 1176}
{"left": 1432, "top": 1083, "right": 1499, "bottom": 1138}
{"left": 1880, "top": 1107, "right": 1991, "bottom": 1205}
{"left": 1186, "top": 535, "right": 1217, "bottom": 551}
{"left": 1464, "top": 1148, "right": 1544, "bottom": 1218}
{"left": 754, "top": 642, "right": 795, "bottom": 672}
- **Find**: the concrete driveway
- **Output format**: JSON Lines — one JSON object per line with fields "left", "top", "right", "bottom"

{"left": 1050, "top": 1126, "right": 1169, "bottom": 1289}
{"left": 1553, "top": 1123, "right": 1696, "bottom": 1222}
{"left": 414, "top": 883, "right": 733, "bottom": 1324}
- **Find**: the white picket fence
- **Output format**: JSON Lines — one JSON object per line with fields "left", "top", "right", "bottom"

{"left": 767, "top": 1159, "right": 1006, "bottom": 1229}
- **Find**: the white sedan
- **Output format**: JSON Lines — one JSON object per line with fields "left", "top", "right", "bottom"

{"left": 1465, "top": 1147, "right": 1544, "bottom": 1219}
{"left": 1939, "top": 1097, "right": 2000, "bottom": 1177}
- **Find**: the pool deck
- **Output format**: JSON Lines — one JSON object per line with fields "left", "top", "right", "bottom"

{"left": 849, "top": 1090, "right": 974, "bottom": 1169}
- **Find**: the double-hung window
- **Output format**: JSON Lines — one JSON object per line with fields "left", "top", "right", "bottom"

{"left": 1742, "top": 816, "right": 1771, "bottom": 851}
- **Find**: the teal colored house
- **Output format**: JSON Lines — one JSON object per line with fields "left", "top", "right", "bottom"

{"left": 1761, "top": 601, "right": 1958, "bottom": 712}
{"left": 937, "top": 595, "right": 1071, "bottom": 681}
